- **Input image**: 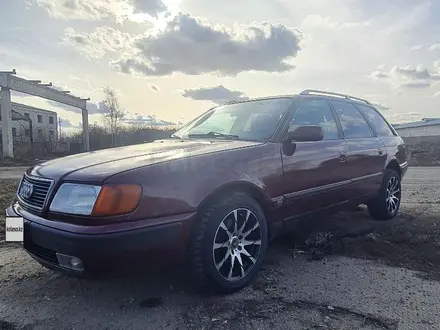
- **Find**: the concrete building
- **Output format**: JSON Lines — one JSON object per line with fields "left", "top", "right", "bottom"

{"left": 393, "top": 118, "right": 440, "bottom": 137}
{"left": 1, "top": 70, "right": 89, "bottom": 158}
{"left": 0, "top": 102, "right": 58, "bottom": 141}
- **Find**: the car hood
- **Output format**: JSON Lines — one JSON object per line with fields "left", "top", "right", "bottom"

{"left": 29, "top": 139, "right": 264, "bottom": 182}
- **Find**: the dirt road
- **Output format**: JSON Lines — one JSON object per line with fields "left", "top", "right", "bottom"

{"left": 1, "top": 167, "right": 440, "bottom": 330}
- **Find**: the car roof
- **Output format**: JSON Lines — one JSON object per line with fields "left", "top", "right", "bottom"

{"left": 225, "top": 89, "right": 375, "bottom": 108}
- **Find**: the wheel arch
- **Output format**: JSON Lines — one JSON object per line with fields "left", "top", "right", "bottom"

{"left": 385, "top": 158, "right": 401, "bottom": 178}
{"left": 197, "top": 181, "right": 272, "bottom": 220}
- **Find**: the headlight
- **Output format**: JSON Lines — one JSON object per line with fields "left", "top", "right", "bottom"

{"left": 50, "top": 184, "right": 101, "bottom": 215}
{"left": 50, "top": 183, "right": 142, "bottom": 216}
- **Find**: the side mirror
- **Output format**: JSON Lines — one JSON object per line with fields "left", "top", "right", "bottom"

{"left": 282, "top": 125, "right": 324, "bottom": 156}
{"left": 286, "top": 125, "right": 324, "bottom": 142}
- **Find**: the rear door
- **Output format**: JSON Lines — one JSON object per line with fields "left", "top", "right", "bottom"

{"left": 355, "top": 104, "right": 406, "bottom": 165}
{"left": 280, "top": 99, "right": 352, "bottom": 218}
{"left": 330, "top": 100, "right": 387, "bottom": 199}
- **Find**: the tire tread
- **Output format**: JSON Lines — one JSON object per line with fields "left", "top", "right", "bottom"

{"left": 367, "top": 169, "right": 400, "bottom": 221}
{"left": 188, "top": 192, "right": 266, "bottom": 293}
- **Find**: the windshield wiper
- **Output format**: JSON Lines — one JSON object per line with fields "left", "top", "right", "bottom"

{"left": 188, "top": 131, "right": 240, "bottom": 140}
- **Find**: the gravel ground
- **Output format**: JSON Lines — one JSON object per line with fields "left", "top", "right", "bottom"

{"left": 0, "top": 168, "right": 29, "bottom": 180}
{"left": 1, "top": 167, "right": 440, "bottom": 330}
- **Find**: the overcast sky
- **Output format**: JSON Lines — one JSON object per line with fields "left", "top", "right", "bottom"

{"left": 1, "top": 0, "right": 440, "bottom": 129}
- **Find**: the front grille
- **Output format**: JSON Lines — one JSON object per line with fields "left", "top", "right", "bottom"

{"left": 17, "top": 175, "right": 53, "bottom": 210}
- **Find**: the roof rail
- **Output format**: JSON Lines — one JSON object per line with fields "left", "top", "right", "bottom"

{"left": 299, "top": 89, "right": 371, "bottom": 105}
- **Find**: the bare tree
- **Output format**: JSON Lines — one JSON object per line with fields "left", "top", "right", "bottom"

{"left": 101, "top": 86, "right": 125, "bottom": 147}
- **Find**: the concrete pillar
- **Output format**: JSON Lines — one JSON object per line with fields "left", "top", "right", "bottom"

{"left": 0, "top": 87, "right": 13, "bottom": 158}
{"left": 81, "top": 107, "right": 90, "bottom": 152}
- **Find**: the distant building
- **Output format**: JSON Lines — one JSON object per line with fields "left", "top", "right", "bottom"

{"left": 0, "top": 102, "right": 58, "bottom": 141}
{"left": 393, "top": 118, "right": 440, "bottom": 137}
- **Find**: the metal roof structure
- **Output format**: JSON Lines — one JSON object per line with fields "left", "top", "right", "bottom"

{"left": 393, "top": 118, "right": 440, "bottom": 130}
{"left": 0, "top": 69, "right": 90, "bottom": 157}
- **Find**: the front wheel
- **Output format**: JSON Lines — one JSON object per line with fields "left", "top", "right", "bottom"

{"left": 189, "top": 192, "right": 268, "bottom": 293}
{"left": 367, "top": 169, "right": 401, "bottom": 220}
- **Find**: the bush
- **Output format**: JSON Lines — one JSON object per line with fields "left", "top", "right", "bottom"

{"left": 69, "top": 124, "right": 176, "bottom": 152}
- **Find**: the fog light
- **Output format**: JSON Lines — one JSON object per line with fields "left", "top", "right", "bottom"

{"left": 56, "top": 253, "right": 85, "bottom": 272}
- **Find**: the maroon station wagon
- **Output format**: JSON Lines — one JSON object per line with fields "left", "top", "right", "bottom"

{"left": 7, "top": 89, "right": 408, "bottom": 293}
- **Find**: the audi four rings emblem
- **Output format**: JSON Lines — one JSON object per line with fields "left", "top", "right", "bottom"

{"left": 19, "top": 181, "right": 34, "bottom": 199}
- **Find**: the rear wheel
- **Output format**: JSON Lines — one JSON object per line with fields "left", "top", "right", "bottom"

{"left": 189, "top": 192, "right": 268, "bottom": 293}
{"left": 367, "top": 169, "right": 401, "bottom": 220}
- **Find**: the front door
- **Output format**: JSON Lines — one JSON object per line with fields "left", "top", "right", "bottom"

{"left": 280, "top": 99, "right": 352, "bottom": 219}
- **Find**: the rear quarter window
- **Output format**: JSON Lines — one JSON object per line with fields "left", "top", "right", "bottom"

{"left": 356, "top": 104, "right": 395, "bottom": 137}
{"left": 330, "top": 101, "right": 373, "bottom": 139}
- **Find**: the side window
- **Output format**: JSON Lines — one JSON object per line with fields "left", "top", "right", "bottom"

{"left": 290, "top": 99, "right": 339, "bottom": 140}
{"left": 356, "top": 105, "right": 394, "bottom": 137}
{"left": 331, "top": 101, "right": 373, "bottom": 139}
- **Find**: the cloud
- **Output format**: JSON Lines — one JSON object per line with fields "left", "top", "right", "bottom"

{"left": 121, "top": 112, "right": 175, "bottom": 126}
{"left": 429, "top": 43, "right": 440, "bottom": 51}
{"left": 398, "top": 80, "right": 431, "bottom": 89}
{"left": 392, "top": 65, "right": 440, "bottom": 81}
{"left": 59, "top": 118, "right": 81, "bottom": 128}
{"left": 409, "top": 44, "right": 440, "bottom": 52}
{"left": 371, "top": 102, "right": 390, "bottom": 111}
{"left": 411, "top": 45, "right": 424, "bottom": 51}
{"left": 301, "top": 15, "right": 370, "bottom": 30}
{"left": 182, "top": 85, "right": 249, "bottom": 104}
{"left": 370, "top": 70, "right": 389, "bottom": 79}
{"left": 54, "top": 105, "right": 175, "bottom": 127}
{"left": 130, "top": 0, "right": 167, "bottom": 18}
{"left": 34, "top": 0, "right": 119, "bottom": 21}
{"left": 150, "top": 84, "right": 159, "bottom": 92}
{"left": 44, "top": 99, "right": 104, "bottom": 115}
{"left": 85, "top": 101, "right": 108, "bottom": 114}
{"left": 62, "top": 26, "right": 132, "bottom": 59}
{"left": 111, "top": 13, "right": 302, "bottom": 77}
{"left": 34, "top": 0, "right": 167, "bottom": 22}
{"left": 370, "top": 65, "right": 440, "bottom": 88}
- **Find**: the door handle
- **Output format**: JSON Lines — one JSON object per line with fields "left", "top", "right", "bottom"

{"left": 378, "top": 149, "right": 383, "bottom": 155}
{"left": 338, "top": 152, "right": 347, "bottom": 162}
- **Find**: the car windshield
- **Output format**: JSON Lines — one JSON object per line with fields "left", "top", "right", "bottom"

{"left": 172, "top": 98, "right": 292, "bottom": 141}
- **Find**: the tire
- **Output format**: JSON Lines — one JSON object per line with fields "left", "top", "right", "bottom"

{"left": 367, "top": 169, "right": 401, "bottom": 220}
{"left": 189, "top": 192, "right": 268, "bottom": 294}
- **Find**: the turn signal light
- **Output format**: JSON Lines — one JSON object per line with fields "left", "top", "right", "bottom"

{"left": 91, "top": 184, "right": 142, "bottom": 216}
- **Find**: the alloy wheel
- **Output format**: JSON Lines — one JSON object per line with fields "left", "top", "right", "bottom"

{"left": 386, "top": 176, "right": 400, "bottom": 214}
{"left": 212, "top": 208, "right": 262, "bottom": 282}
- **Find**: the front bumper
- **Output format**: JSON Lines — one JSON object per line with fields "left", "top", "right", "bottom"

{"left": 6, "top": 203, "right": 195, "bottom": 275}
{"left": 400, "top": 161, "right": 409, "bottom": 178}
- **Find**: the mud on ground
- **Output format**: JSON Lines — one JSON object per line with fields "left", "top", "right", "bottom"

{"left": 1, "top": 168, "right": 440, "bottom": 329}
{"left": 278, "top": 204, "right": 440, "bottom": 282}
